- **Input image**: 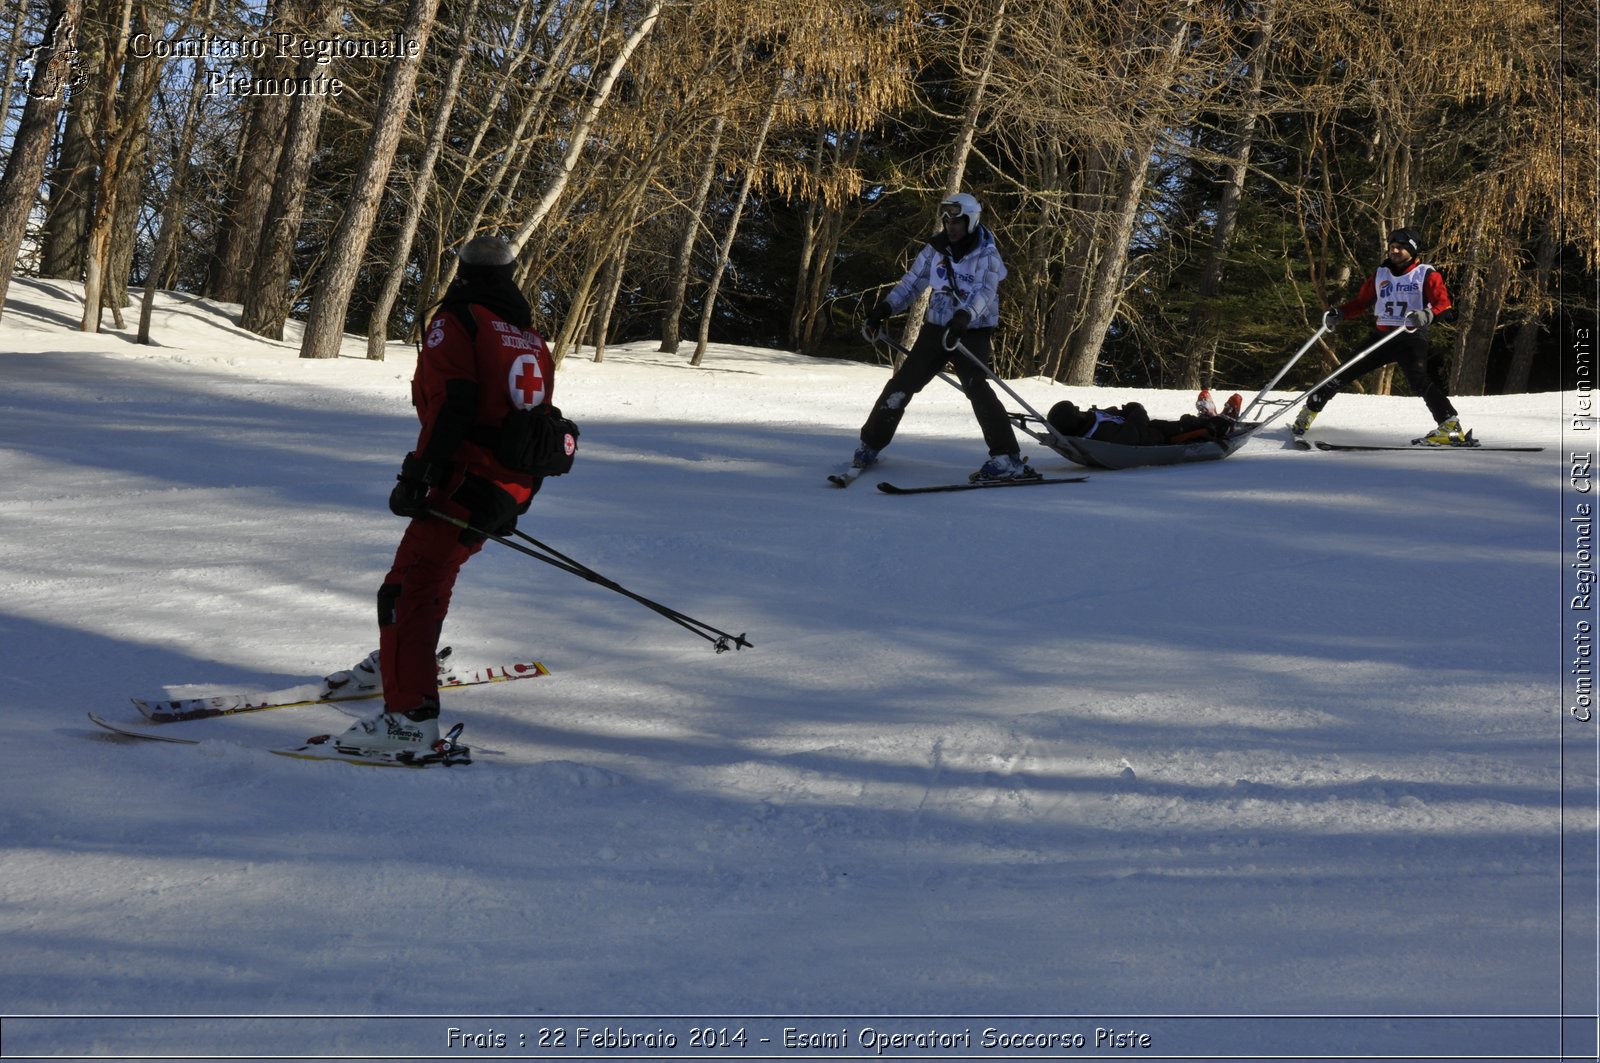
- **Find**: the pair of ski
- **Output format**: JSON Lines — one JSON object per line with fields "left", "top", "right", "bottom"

{"left": 1295, "top": 437, "right": 1542, "bottom": 453}
{"left": 828, "top": 464, "right": 1088, "bottom": 493}
{"left": 87, "top": 654, "right": 550, "bottom": 767}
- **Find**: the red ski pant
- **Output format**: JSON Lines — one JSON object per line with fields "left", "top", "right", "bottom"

{"left": 377, "top": 494, "right": 487, "bottom": 715}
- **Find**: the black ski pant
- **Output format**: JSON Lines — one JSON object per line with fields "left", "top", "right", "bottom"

{"left": 1306, "top": 327, "right": 1458, "bottom": 424}
{"left": 859, "top": 326, "right": 1020, "bottom": 456}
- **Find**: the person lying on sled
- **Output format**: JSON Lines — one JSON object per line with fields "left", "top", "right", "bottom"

{"left": 1046, "top": 397, "right": 1237, "bottom": 447}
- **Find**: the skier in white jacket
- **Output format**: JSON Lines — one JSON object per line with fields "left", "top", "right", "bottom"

{"left": 855, "top": 192, "right": 1035, "bottom": 482}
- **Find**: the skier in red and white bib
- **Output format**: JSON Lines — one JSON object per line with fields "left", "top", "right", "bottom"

{"left": 1293, "top": 228, "right": 1468, "bottom": 445}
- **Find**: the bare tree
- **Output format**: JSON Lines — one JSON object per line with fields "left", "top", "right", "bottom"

{"left": 299, "top": 0, "right": 444, "bottom": 359}
{"left": 139, "top": 8, "right": 213, "bottom": 344}
{"left": 77, "top": 0, "right": 137, "bottom": 331}
{"left": 1180, "top": 0, "right": 1276, "bottom": 389}
{"left": 659, "top": 113, "right": 725, "bottom": 354}
{"left": 0, "top": 0, "right": 34, "bottom": 134}
{"left": 1059, "top": 0, "right": 1196, "bottom": 385}
{"left": 238, "top": 4, "right": 344, "bottom": 339}
{"left": 0, "top": 0, "right": 84, "bottom": 319}
{"left": 208, "top": 64, "right": 295, "bottom": 300}
{"left": 363, "top": 0, "right": 480, "bottom": 360}
{"left": 421, "top": 0, "right": 602, "bottom": 309}
{"left": 691, "top": 91, "right": 778, "bottom": 366}
{"left": 505, "top": 0, "right": 663, "bottom": 256}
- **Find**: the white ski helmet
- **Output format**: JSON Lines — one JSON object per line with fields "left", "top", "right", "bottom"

{"left": 939, "top": 192, "right": 981, "bottom": 231}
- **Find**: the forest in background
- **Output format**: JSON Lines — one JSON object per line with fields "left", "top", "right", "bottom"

{"left": 0, "top": 0, "right": 1594, "bottom": 395}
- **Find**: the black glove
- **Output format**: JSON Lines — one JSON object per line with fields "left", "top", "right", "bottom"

{"left": 1322, "top": 308, "right": 1341, "bottom": 331}
{"left": 944, "top": 309, "right": 972, "bottom": 343}
{"left": 866, "top": 302, "right": 890, "bottom": 329}
{"left": 388, "top": 454, "right": 448, "bottom": 518}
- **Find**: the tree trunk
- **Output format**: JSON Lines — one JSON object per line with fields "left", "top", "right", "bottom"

{"left": 423, "top": 0, "right": 594, "bottom": 310}
{"left": 0, "top": 0, "right": 31, "bottom": 140}
{"left": 1445, "top": 178, "right": 1493, "bottom": 396}
{"left": 299, "top": 0, "right": 443, "bottom": 359}
{"left": 659, "top": 113, "right": 724, "bottom": 353}
{"left": 787, "top": 127, "right": 829, "bottom": 350}
{"left": 238, "top": 6, "right": 342, "bottom": 339}
{"left": 1453, "top": 242, "right": 1512, "bottom": 396}
{"left": 364, "top": 0, "right": 478, "bottom": 360}
{"left": 77, "top": 0, "right": 136, "bottom": 332}
{"left": 590, "top": 217, "right": 638, "bottom": 363}
{"left": 552, "top": 198, "right": 638, "bottom": 361}
{"left": 1043, "top": 144, "right": 1108, "bottom": 381}
{"left": 105, "top": 5, "right": 154, "bottom": 322}
{"left": 139, "top": 23, "right": 211, "bottom": 344}
{"left": 1180, "top": 0, "right": 1275, "bottom": 389}
{"left": 789, "top": 130, "right": 860, "bottom": 354}
{"left": 37, "top": 62, "right": 97, "bottom": 280}
{"left": 507, "top": 0, "right": 662, "bottom": 256}
{"left": 691, "top": 93, "right": 778, "bottom": 367}
{"left": 797, "top": 197, "right": 847, "bottom": 354}
{"left": 207, "top": 94, "right": 291, "bottom": 302}
{"left": 1504, "top": 218, "right": 1558, "bottom": 393}
{"left": 1060, "top": 1, "right": 1192, "bottom": 385}
{"left": 0, "top": 0, "right": 84, "bottom": 320}
{"left": 1061, "top": 149, "right": 1151, "bottom": 384}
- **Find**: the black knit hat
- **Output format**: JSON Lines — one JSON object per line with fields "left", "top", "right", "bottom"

{"left": 1387, "top": 228, "right": 1421, "bottom": 256}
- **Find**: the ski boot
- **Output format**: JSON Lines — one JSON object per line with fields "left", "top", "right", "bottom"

{"left": 320, "top": 649, "right": 382, "bottom": 698}
{"left": 1416, "top": 417, "right": 1474, "bottom": 447}
{"left": 970, "top": 453, "right": 1040, "bottom": 482}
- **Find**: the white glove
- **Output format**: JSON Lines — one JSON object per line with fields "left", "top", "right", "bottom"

{"left": 1322, "top": 308, "right": 1341, "bottom": 331}
{"left": 1403, "top": 308, "right": 1434, "bottom": 330}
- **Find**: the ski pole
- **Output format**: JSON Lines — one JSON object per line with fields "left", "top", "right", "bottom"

{"left": 1239, "top": 322, "right": 1330, "bottom": 421}
{"left": 426, "top": 508, "right": 752, "bottom": 653}
{"left": 1248, "top": 328, "right": 1414, "bottom": 435}
{"left": 866, "top": 323, "right": 1078, "bottom": 450}
{"left": 940, "top": 332, "right": 1081, "bottom": 449}
{"left": 870, "top": 324, "right": 1075, "bottom": 449}
{"left": 507, "top": 527, "right": 752, "bottom": 648}
{"left": 1249, "top": 324, "right": 1412, "bottom": 434}
{"left": 861, "top": 323, "right": 965, "bottom": 391}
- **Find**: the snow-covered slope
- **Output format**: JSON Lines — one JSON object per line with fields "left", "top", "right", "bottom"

{"left": 0, "top": 277, "right": 1587, "bottom": 1060}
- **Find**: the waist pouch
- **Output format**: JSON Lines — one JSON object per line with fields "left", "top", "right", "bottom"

{"left": 477, "top": 406, "right": 579, "bottom": 476}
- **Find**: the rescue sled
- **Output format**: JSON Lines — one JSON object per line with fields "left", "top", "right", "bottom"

{"left": 1007, "top": 412, "right": 1265, "bottom": 470}
{"left": 1017, "top": 323, "right": 1416, "bottom": 469}
{"left": 863, "top": 325, "right": 1264, "bottom": 471}
{"left": 861, "top": 319, "right": 1413, "bottom": 473}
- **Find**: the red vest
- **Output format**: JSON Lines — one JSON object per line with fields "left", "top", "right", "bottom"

{"left": 414, "top": 304, "right": 555, "bottom": 502}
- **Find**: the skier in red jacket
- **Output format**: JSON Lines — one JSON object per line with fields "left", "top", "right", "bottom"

{"left": 338, "top": 235, "right": 558, "bottom": 757}
{"left": 1293, "top": 228, "right": 1468, "bottom": 445}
